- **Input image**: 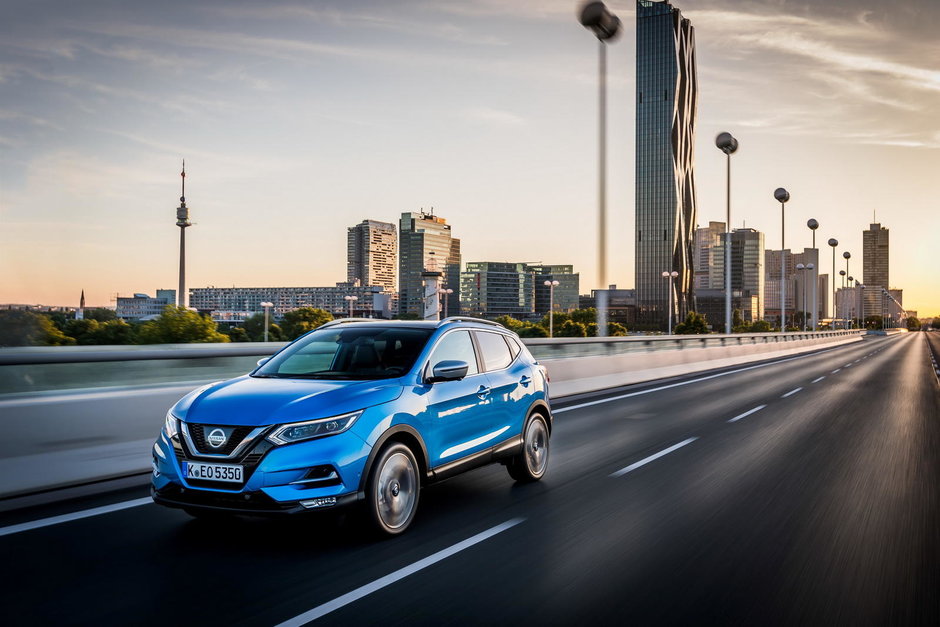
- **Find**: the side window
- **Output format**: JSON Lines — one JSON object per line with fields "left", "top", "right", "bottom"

{"left": 505, "top": 335, "right": 521, "bottom": 361}
{"left": 428, "top": 331, "right": 479, "bottom": 376}
{"left": 475, "top": 331, "right": 513, "bottom": 371}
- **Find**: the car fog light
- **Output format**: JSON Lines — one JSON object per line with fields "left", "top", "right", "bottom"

{"left": 300, "top": 497, "right": 337, "bottom": 509}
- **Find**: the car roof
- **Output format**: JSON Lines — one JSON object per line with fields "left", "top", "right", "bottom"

{"left": 317, "top": 317, "right": 511, "bottom": 332}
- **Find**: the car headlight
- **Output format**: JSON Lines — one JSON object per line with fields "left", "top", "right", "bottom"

{"left": 163, "top": 412, "right": 179, "bottom": 439}
{"left": 267, "top": 411, "right": 363, "bottom": 446}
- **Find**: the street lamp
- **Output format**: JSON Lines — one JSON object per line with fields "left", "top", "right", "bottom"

{"left": 847, "top": 276, "right": 854, "bottom": 328}
{"left": 661, "top": 271, "right": 678, "bottom": 334}
{"left": 716, "top": 132, "right": 739, "bottom": 334}
{"left": 439, "top": 288, "right": 454, "bottom": 319}
{"left": 828, "top": 237, "right": 838, "bottom": 324}
{"left": 838, "top": 270, "right": 846, "bottom": 328}
{"left": 774, "top": 188, "right": 790, "bottom": 331}
{"left": 260, "top": 302, "right": 274, "bottom": 342}
{"left": 796, "top": 263, "right": 806, "bottom": 331}
{"left": 344, "top": 295, "right": 358, "bottom": 318}
{"left": 579, "top": 1, "right": 620, "bottom": 338}
{"left": 544, "top": 280, "right": 560, "bottom": 338}
{"left": 842, "top": 251, "right": 851, "bottom": 329}
{"left": 807, "top": 219, "right": 819, "bottom": 331}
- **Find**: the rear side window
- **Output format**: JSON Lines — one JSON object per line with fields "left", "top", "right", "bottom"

{"left": 428, "top": 330, "right": 479, "bottom": 376}
{"left": 475, "top": 331, "right": 513, "bottom": 371}
{"left": 505, "top": 335, "right": 521, "bottom": 361}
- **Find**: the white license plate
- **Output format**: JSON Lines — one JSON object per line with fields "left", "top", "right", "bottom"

{"left": 183, "top": 461, "right": 243, "bottom": 483}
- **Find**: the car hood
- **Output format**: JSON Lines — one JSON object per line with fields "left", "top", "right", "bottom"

{"left": 173, "top": 375, "right": 404, "bottom": 426}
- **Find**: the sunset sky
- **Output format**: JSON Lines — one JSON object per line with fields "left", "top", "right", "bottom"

{"left": 1, "top": 0, "right": 938, "bottom": 316}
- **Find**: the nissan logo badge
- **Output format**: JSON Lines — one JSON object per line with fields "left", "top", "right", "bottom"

{"left": 206, "top": 428, "right": 227, "bottom": 448}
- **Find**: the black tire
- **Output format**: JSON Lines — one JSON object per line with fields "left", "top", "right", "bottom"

{"left": 366, "top": 442, "right": 421, "bottom": 536}
{"left": 507, "top": 413, "right": 550, "bottom": 483}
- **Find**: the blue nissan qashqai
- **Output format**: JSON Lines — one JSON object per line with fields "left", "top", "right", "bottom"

{"left": 151, "top": 317, "right": 551, "bottom": 535}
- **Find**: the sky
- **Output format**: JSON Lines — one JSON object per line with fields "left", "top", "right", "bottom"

{"left": 1, "top": 0, "right": 938, "bottom": 316}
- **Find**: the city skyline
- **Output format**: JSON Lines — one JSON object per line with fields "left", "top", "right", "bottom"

{"left": 1, "top": 0, "right": 938, "bottom": 315}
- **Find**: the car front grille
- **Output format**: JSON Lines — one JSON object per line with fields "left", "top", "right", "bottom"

{"left": 173, "top": 436, "right": 274, "bottom": 489}
{"left": 188, "top": 424, "right": 254, "bottom": 455}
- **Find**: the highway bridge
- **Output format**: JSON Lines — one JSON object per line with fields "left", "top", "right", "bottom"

{"left": 1, "top": 331, "right": 938, "bottom": 625}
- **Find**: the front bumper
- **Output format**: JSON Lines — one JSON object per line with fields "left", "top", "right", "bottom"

{"left": 151, "top": 425, "right": 369, "bottom": 515}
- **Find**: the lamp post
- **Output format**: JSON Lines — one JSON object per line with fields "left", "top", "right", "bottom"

{"left": 344, "top": 295, "right": 358, "bottom": 318}
{"left": 807, "top": 219, "right": 818, "bottom": 331}
{"left": 858, "top": 283, "right": 865, "bottom": 329}
{"left": 260, "top": 301, "right": 274, "bottom": 342}
{"left": 806, "top": 263, "right": 814, "bottom": 330}
{"left": 439, "top": 288, "right": 454, "bottom": 319}
{"left": 838, "top": 270, "right": 846, "bottom": 328}
{"left": 579, "top": 1, "right": 620, "bottom": 338}
{"left": 716, "top": 132, "right": 739, "bottom": 335}
{"left": 661, "top": 271, "right": 678, "bottom": 334}
{"left": 796, "top": 263, "right": 806, "bottom": 331}
{"left": 774, "top": 188, "right": 790, "bottom": 331}
{"left": 544, "top": 280, "right": 560, "bottom": 338}
{"left": 828, "top": 238, "right": 838, "bottom": 325}
{"left": 847, "top": 276, "right": 854, "bottom": 327}
{"left": 843, "top": 251, "right": 851, "bottom": 329}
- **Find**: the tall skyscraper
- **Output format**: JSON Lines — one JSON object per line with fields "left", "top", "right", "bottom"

{"left": 635, "top": 0, "right": 698, "bottom": 328}
{"left": 398, "top": 211, "right": 461, "bottom": 317}
{"left": 730, "top": 228, "right": 765, "bottom": 321}
{"left": 863, "top": 223, "right": 889, "bottom": 291}
{"left": 347, "top": 219, "right": 397, "bottom": 293}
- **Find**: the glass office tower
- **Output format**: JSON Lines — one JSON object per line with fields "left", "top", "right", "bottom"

{"left": 398, "top": 211, "right": 461, "bottom": 317}
{"left": 635, "top": 0, "right": 698, "bottom": 327}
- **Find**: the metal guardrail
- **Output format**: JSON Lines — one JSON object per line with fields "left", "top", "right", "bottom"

{"left": 0, "top": 331, "right": 863, "bottom": 396}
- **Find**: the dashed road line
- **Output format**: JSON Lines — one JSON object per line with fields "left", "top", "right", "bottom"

{"left": 811, "top": 376, "right": 825, "bottom": 383}
{"left": 727, "top": 405, "right": 767, "bottom": 423}
{"left": 610, "top": 438, "right": 698, "bottom": 478}
{"left": 0, "top": 497, "right": 152, "bottom": 538}
{"left": 832, "top": 368, "right": 841, "bottom": 374}
{"left": 275, "top": 518, "right": 526, "bottom": 626}
{"left": 782, "top": 387, "right": 803, "bottom": 398}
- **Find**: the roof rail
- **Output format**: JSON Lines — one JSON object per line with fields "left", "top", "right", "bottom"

{"left": 438, "top": 316, "right": 505, "bottom": 328}
{"left": 318, "top": 317, "right": 383, "bottom": 329}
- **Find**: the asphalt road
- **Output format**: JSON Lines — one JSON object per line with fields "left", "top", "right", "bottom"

{"left": 2, "top": 332, "right": 937, "bottom": 626}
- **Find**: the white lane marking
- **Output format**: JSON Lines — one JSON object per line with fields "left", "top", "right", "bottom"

{"left": 781, "top": 387, "right": 803, "bottom": 398}
{"left": 844, "top": 364, "right": 853, "bottom": 368}
{"left": 0, "top": 497, "right": 152, "bottom": 538}
{"left": 610, "top": 438, "right": 698, "bottom": 478}
{"left": 275, "top": 518, "right": 525, "bottom": 626}
{"left": 831, "top": 368, "right": 841, "bottom": 374}
{"left": 439, "top": 426, "right": 510, "bottom": 459}
{"left": 553, "top": 344, "right": 855, "bottom": 414}
{"left": 727, "top": 405, "right": 767, "bottom": 423}
{"left": 811, "top": 376, "right": 826, "bottom": 383}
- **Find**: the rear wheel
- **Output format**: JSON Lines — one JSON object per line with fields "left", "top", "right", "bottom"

{"left": 507, "top": 413, "right": 550, "bottom": 482}
{"left": 366, "top": 443, "right": 420, "bottom": 536}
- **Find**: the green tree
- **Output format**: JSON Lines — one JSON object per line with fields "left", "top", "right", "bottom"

{"left": 905, "top": 316, "right": 921, "bottom": 331}
{"left": 495, "top": 315, "right": 525, "bottom": 331}
{"left": 731, "top": 308, "right": 746, "bottom": 332}
{"left": 932, "top": 317, "right": 940, "bottom": 330}
{"left": 748, "top": 320, "right": 772, "bottom": 333}
{"left": 64, "top": 318, "right": 101, "bottom": 344}
{"left": 517, "top": 324, "right": 548, "bottom": 338}
{"left": 556, "top": 320, "right": 587, "bottom": 337}
{"left": 93, "top": 319, "right": 135, "bottom": 345}
{"left": 674, "top": 311, "right": 710, "bottom": 335}
{"left": 570, "top": 308, "right": 596, "bottom": 325}
{"left": 226, "top": 327, "right": 250, "bottom": 342}
{"left": 540, "top": 311, "right": 570, "bottom": 329}
{"left": 137, "top": 306, "right": 230, "bottom": 344}
{"left": 607, "top": 322, "right": 628, "bottom": 336}
{"left": 242, "top": 313, "right": 268, "bottom": 342}
{"left": 281, "top": 307, "right": 333, "bottom": 340}
{"left": 0, "top": 310, "right": 75, "bottom": 346}
{"left": 84, "top": 308, "right": 117, "bottom": 322}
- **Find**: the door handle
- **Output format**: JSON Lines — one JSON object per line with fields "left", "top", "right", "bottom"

{"left": 476, "top": 386, "right": 491, "bottom": 399}
{"left": 519, "top": 375, "right": 532, "bottom": 387}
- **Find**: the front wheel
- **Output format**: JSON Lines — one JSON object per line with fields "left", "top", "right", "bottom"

{"left": 507, "top": 413, "right": 550, "bottom": 482}
{"left": 366, "top": 443, "right": 420, "bottom": 536}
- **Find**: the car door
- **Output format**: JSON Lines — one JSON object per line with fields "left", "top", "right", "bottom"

{"left": 421, "top": 329, "right": 495, "bottom": 467}
{"left": 473, "top": 330, "right": 530, "bottom": 439}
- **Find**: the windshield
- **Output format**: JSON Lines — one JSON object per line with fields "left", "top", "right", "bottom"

{"left": 253, "top": 326, "right": 433, "bottom": 380}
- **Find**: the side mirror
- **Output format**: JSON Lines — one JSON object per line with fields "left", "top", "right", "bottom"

{"left": 256, "top": 357, "right": 271, "bottom": 367}
{"left": 428, "top": 360, "right": 469, "bottom": 383}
